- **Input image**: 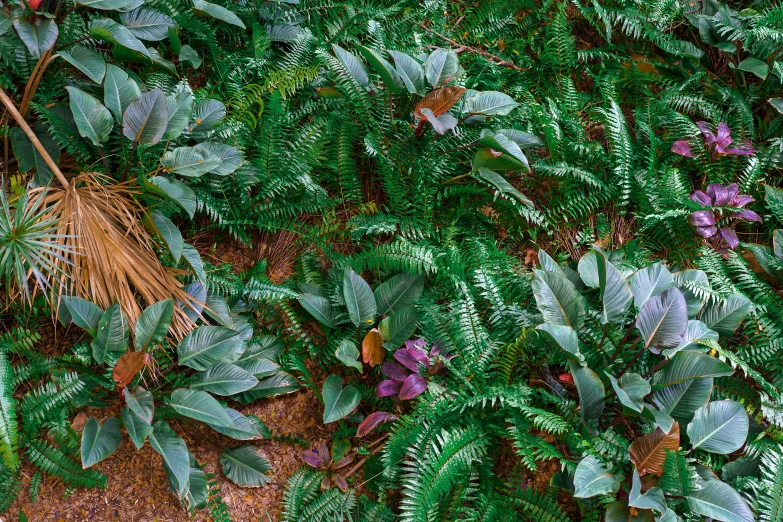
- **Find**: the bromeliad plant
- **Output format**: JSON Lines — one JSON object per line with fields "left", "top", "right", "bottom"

{"left": 688, "top": 183, "right": 762, "bottom": 250}
{"left": 532, "top": 247, "right": 758, "bottom": 521}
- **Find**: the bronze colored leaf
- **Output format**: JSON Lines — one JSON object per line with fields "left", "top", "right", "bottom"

{"left": 414, "top": 87, "right": 466, "bottom": 119}
{"left": 630, "top": 422, "right": 680, "bottom": 475}
{"left": 362, "top": 328, "right": 385, "bottom": 367}
{"left": 113, "top": 351, "right": 149, "bottom": 388}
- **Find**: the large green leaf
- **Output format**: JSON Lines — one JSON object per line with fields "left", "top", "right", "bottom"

{"left": 424, "top": 49, "right": 461, "bottom": 87}
{"left": 629, "top": 469, "right": 667, "bottom": 513}
{"left": 122, "top": 88, "right": 168, "bottom": 144}
{"left": 76, "top": 0, "right": 140, "bottom": 9}
{"left": 536, "top": 324, "right": 583, "bottom": 363}
{"left": 148, "top": 421, "right": 189, "bottom": 496}
{"left": 373, "top": 273, "right": 424, "bottom": 315}
{"left": 81, "top": 417, "right": 121, "bottom": 467}
{"left": 13, "top": 16, "right": 57, "bottom": 58}
{"left": 66, "top": 87, "right": 114, "bottom": 147}
{"left": 386, "top": 50, "right": 425, "bottom": 94}
{"left": 234, "top": 373, "right": 301, "bottom": 404}
{"left": 10, "top": 124, "right": 61, "bottom": 186}
{"left": 122, "top": 407, "right": 153, "bottom": 449}
{"left": 653, "top": 377, "right": 713, "bottom": 425}
{"left": 630, "top": 263, "right": 674, "bottom": 309}
{"left": 476, "top": 168, "right": 533, "bottom": 205}
{"left": 687, "top": 400, "right": 748, "bottom": 454}
{"left": 378, "top": 306, "right": 419, "bottom": 350}
{"left": 190, "top": 363, "right": 258, "bottom": 396}
{"left": 134, "top": 299, "right": 173, "bottom": 351}
{"left": 89, "top": 18, "right": 149, "bottom": 58}
{"left": 62, "top": 296, "right": 103, "bottom": 334}
{"left": 170, "top": 389, "right": 232, "bottom": 427}
{"left": 653, "top": 352, "right": 733, "bottom": 388}
{"left": 686, "top": 479, "right": 753, "bottom": 522}
{"left": 335, "top": 339, "right": 362, "bottom": 372}
{"left": 343, "top": 268, "right": 376, "bottom": 326}
{"left": 607, "top": 372, "right": 650, "bottom": 413}
{"left": 91, "top": 301, "right": 128, "bottom": 364}
{"left": 182, "top": 454, "right": 208, "bottom": 512}
{"left": 673, "top": 269, "right": 710, "bottom": 317}
{"left": 570, "top": 361, "right": 604, "bottom": 431}
{"left": 298, "top": 294, "right": 340, "bottom": 328}
{"left": 188, "top": 99, "right": 226, "bottom": 134}
{"left": 160, "top": 146, "right": 222, "bottom": 177}
{"left": 103, "top": 64, "right": 140, "bottom": 122}
{"left": 322, "top": 374, "right": 361, "bottom": 424}
{"left": 60, "top": 45, "right": 106, "bottom": 84}
{"left": 182, "top": 244, "right": 206, "bottom": 283}
{"left": 355, "top": 44, "right": 401, "bottom": 91}
{"left": 194, "top": 142, "right": 243, "bottom": 175}
{"left": 164, "top": 91, "right": 193, "bottom": 140}
{"left": 177, "top": 326, "right": 244, "bottom": 371}
{"left": 700, "top": 294, "right": 753, "bottom": 336}
{"left": 578, "top": 249, "right": 600, "bottom": 288}
{"left": 148, "top": 211, "right": 183, "bottom": 262}
{"left": 193, "top": 0, "right": 246, "bottom": 29}
{"left": 152, "top": 176, "right": 196, "bottom": 218}
{"left": 496, "top": 129, "right": 545, "bottom": 149}
{"left": 637, "top": 288, "right": 688, "bottom": 353}
{"left": 473, "top": 149, "right": 528, "bottom": 172}
{"left": 332, "top": 44, "right": 369, "bottom": 87}
{"left": 220, "top": 446, "right": 273, "bottom": 487}
{"left": 596, "top": 250, "right": 632, "bottom": 325}
{"left": 119, "top": 7, "right": 175, "bottom": 41}
{"left": 532, "top": 269, "right": 586, "bottom": 329}
{"left": 463, "top": 91, "right": 519, "bottom": 116}
{"left": 573, "top": 455, "right": 619, "bottom": 498}
{"left": 123, "top": 386, "right": 154, "bottom": 424}
{"left": 477, "top": 132, "right": 530, "bottom": 171}
{"left": 210, "top": 409, "right": 269, "bottom": 440}
{"left": 662, "top": 320, "right": 718, "bottom": 357}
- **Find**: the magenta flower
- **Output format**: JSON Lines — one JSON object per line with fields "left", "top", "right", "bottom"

{"left": 300, "top": 440, "right": 353, "bottom": 492}
{"left": 688, "top": 183, "right": 761, "bottom": 249}
{"left": 672, "top": 122, "right": 756, "bottom": 160}
{"left": 376, "top": 339, "right": 453, "bottom": 401}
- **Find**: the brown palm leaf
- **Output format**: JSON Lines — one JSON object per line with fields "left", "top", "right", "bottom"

{"left": 629, "top": 422, "right": 680, "bottom": 475}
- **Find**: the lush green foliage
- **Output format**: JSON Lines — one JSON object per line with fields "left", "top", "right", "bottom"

{"left": 3, "top": 0, "right": 783, "bottom": 520}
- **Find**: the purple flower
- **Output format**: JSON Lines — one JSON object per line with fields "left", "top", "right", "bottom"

{"left": 673, "top": 122, "right": 756, "bottom": 161}
{"left": 300, "top": 440, "right": 354, "bottom": 492}
{"left": 375, "top": 339, "right": 453, "bottom": 401}
{"left": 688, "top": 183, "right": 762, "bottom": 250}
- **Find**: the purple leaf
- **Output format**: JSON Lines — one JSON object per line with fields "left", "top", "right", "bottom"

{"left": 300, "top": 450, "right": 323, "bottom": 468}
{"left": 725, "top": 184, "right": 739, "bottom": 204}
{"left": 321, "top": 475, "right": 331, "bottom": 491}
{"left": 695, "top": 225, "right": 718, "bottom": 238}
{"left": 725, "top": 146, "right": 756, "bottom": 156}
{"left": 357, "top": 411, "right": 399, "bottom": 437}
{"left": 672, "top": 140, "right": 695, "bottom": 158}
{"left": 696, "top": 121, "right": 713, "bottom": 139}
{"left": 716, "top": 123, "right": 732, "bottom": 147}
{"left": 376, "top": 379, "right": 403, "bottom": 397}
{"left": 405, "top": 338, "right": 426, "bottom": 351}
{"left": 381, "top": 361, "right": 409, "bottom": 381}
{"left": 333, "top": 455, "right": 354, "bottom": 469}
{"left": 707, "top": 184, "right": 730, "bottom": 206}
{"left": 690, "top": 190, "right": 712, "bottom": 206}
{"left": 394, "top": 348, "right": 422, "bottom": 372}
{"left": 399, "top": 373, "right": 428, "bottom": 400}
{"left": 732, "top": 195, "right": 755, "bottom": 208}
{"left": 733, "top": 209, "right": 762, "bottom": 222}
{"left": 333, "top": 474, "right": 348, "bottom": 492}
{"left": 719, "top": 228, "right": 739, "bottom": 249}
{"left": 688, "top": 210, "right": 716, "bottom": 227}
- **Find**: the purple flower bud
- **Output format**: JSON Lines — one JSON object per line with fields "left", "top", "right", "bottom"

{"left": 688, "top": 210, "right": 716, "bottom": 227}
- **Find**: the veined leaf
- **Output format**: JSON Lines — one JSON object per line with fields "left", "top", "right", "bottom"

{"left": 163, "top": 91, "right": 193, "bottom": 140}
{"left": 91, "top": 301, "right": 128, "bottom": 364}
{"left": 220, "top": 446, "right": 273, "bottom": 487}
{"left": 355, "top": 44, "right": 401, "bottom": 91}
{"left": 103, "top": 64, "right": 141, "bottom": 122}
{"left": 160, "top": 146, "right": 222, "bottom": 177}
{"left": 322, "top": 374, "right": 360, "bottom": 424}
{"left": 298, "top": 294, "right": 339, "bottom": 328}
{"left": 629, "top": 469, "right": 667, "bottom": 513}
{"left": 331, "top": 44, "right": 369, "bottom": 87}
{"left": 386, "top": 50, "right": 425, "bottom": 93}
{"left": 123, "top": 386, "right": 154, "bottom": 424}
{"left": 210, "top": 409, "right": 270, "bottom": 440}
{"left": 148, "top": 421, "right": 189, "bottom": 497}
{"left": 374, "top": 273, "right": 424, "bottom": 316}
{"left": 152, "top": 176, "right": 197, "bottom": 218}
{"left": 687, "top": 400, "right": 748, "bottom": 454}
{"left": 113, "top": 351, "right": 148, "bottom": 388}
{"left": 637, "top": 288, "right": 688, "bottom": 353}
{"left": 536, "top": 324, "right": 583, "bottom": 363}
{"left": 62, "top": 296, "right": 103, "bottom": 334}
{"left": 89, "top": 18, "right": 149, "bottom": 58}
{"left": 414, "top": 86, "right": 466, "bottom": 119}
{"left": 343, "top": 268, "right": 376, "bottom": 326}
{"left": 361, "top": 328, "right": 384, "bottom": 367}
{"left": 378, "top": 307, "right": 418, "bottom": 351}
{"left": 194, "top": 142, "right": 243, "bottom": 175}
{"left": 13, "top": 16, "right": 57, "bottom": 58}
{"left": 10, "top": 124, "right": 61, "bottom": 186}
{"left": 122, "top": 88, "right": 168, "bottom": 144}
{"left": 630, "top": 422, "right": 680, "bottom": 475}
{"left": 596, "top": 249, "right": 633, "bottom": 325}
{"left": 630, "top": 263, "right": 674, "bottom": 309}
{"left": 66, "top": 87, "right": 113, "bottom": 147}
{"left": 532, "top": 269, "right": 586, "bottom": 329}
{"left": 573, "top": 455, "right": 619, "bottom": 498}
{"left": 570, "top": 361, "right": 605, "bottom": 431}
{"left": 119, "top": 7, "right": 176, "bottom": 41}
{"left": 134, "top": 299, "right": 173, "bottom": 351}
{"left": 335, "top": 340, "right": 362, "bottom": 372}
{"left": 60, "top": 45, "right": 106, "bottom": 84}
{"left": 686, "top": 479, "right": 753, "bottom": 522}
{"left": 81, "top": 417, "right": 121, "bottom": 468}
{"left": 170, "top": 389, "right": 232, "bottom": 427}
{"left": 190, "top": 363, "right": 258, "bottom": 396}
{"left": 700, "top": 294, "right": 752, "bottom": 336}
{"left": 653, "top": 351, "right": 733, "bottom": 388}
{"left": 193, "top": 0, "right": 246, "bottom": 29}
{"left": 123, "top": 407, "right": 153, "bottom": 449}
{"left": 607, "top": 372, "right": 650, "bottom": 413}
{"left": 177, "top": 326, "right": 244, "bottom": 371}
{"left": 463, "top": 90, "right": 519, "bottom": 116}
{"left": 424, "top": 48, "right": 461, "bottom": 87}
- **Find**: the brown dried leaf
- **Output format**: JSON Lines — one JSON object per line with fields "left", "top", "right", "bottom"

{"left": 113, "top": 351, "right": 149, "bottom": 388}
{"left": 414, "top": 87, "right": 466, "bottom": 119}
{"left": 630, "top": 422, "right": 680, "bottom": 475}
{"left": 362, "top": 328, "right": 385, "bottom": 367}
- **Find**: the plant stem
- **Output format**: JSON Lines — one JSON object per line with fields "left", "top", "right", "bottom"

{"left": 611, "top": 319, "right": 637, "bottom": 361}
{"left": 98, "top": 146, "right": 111, "bottom": 178}
{"left": 643, "top": 358, "right": 671, "bottom": 378}
{"left": 615, "top": 345, "right": 647, "bottom": 379}
{"left": 121, "top": 142, "right": 138, "bottom": 182}
{"left": 418, "top": 22, "right": 527, "bottom": 72}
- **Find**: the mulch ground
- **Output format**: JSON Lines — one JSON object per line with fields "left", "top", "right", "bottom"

{"left": 8, "top": 388, "right": 334, "bottom": 522}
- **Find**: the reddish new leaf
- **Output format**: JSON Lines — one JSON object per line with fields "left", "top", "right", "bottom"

{"left": 362, "top": 328, "right": 385, "bottom": 367}
{"left": 357, "top": 411, "right": 399, "bottom": 437}
{"left": 414, "top": 87, "right": 467, "bottom": 119}
{"left": 113, "top": 351, "right": 149, "bottom": 388}
{"left": 630, "top": 422, "right": 680, "bottom": 475}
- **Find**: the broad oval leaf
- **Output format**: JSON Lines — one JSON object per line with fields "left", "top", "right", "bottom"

{"left": 343, "top": 268, "right": 376, "bottom": 326}
{"left": 123, "top": 88, "right": 168, "bottom": 144}
{"left": 463, "top": 90, "right": 519, "bottom": 116}
{"left": 630, "top": 263, "right": 674, "bottom": 309}
{"left": 374, "top": 273, "right": 424, "bottom": 316}
{"left": 497, "top": 128, "right": 545, "bottom": 149}
{"left": 164, "top": 91, "right": 194, "bottom": 140}
{"left": 113, "top": 351, "right": 149, "bottom": 388}
{"left": 378, "top": 306, "right": 418, "bottom": 350}
{"left": 60, "top": 45, "right": 106, "bottom": 84}
{"left": 81, "top": 417, "right": 121, "bottom": 468}
{"left": 673, "top": 269, "right": 710, "bottom": 317}
{"left": 66, "top": 87, "right": 114, "bottom": 147}
{"left": 160, "top": 146, "right": 222, "bottom": 177}
{"left": 193, "top": 0, "right": 246, "bottom": 29}
{"left": 148, "top": 421, "right": 189, "bottom": 496}
{"left": 653, "top": 351, "right": 733, "bottom": 388}
{"left": 210, "top": 409, "right": 270, "bottom": 440}
{"left": 607, "top": 372, "right": 650, "bottom": 413}
{"left": 134, "top": 299, "right": 173, "bottom": 351}
{"left": 687, "top": 400, "right": 748, "bottom": 454}
{"left": 89, "top": 18, "right": 149, "bottom": 58}
{"left": 235, "top": 357, "right": 280, "bottom": 379}
{"left": 335, "top": 340, "right": 362, "bottom": 372}
{"left": 536, "top": 324, "right": 582, "bottom": 363}
{"left": 194, "top": 142, "right": 243, "bottom": 175}
{"left": 91, "top": 301, "right": 128, "bottom": 364}
{"left": 686, "top": 479, "right": 753, "bottom": 522}
{"left": 700, "top": 294, "right": 753, "bottom": 336}
{"left": 170, "top": 389, "right": 233, "bottom": 427}
{"left": 331, "top": 44, "right": 369, "bottom": 87}
{"left": 177, "top": 326, "right": 244, "bottom": 371}
{"left": 361, "top": 328, "right": 384, "bottom": 367}
{"left": 532, "top": 269, "right": 586, "bottom": 330}
{"left": 637, "top": 288, "right": 688, "bottom": 353}
{"left": 386, "top": 50, "right": 425, "bottom": 94}
{"left": 597, "top": 250, "right": 633, "bottom": 325}
{"left": 629, "top": 469, "right": 667, "bottom": 514}
{"left": 570, "top": 361, "right": 604, "bottom": 431}
{"left": 322, "top": 374, "right": 361, "bottom": 424}
{"left": 234, "top": 373, "right": 301, "bottom": 404}
{"left": 220, "top": 445, "right": 273, "bottom": 487}
{"left": 476, "top": 168, "right": 533, "bottom": 205}
{"left": 147, "top": 211, "right": 183, "bottom": 262}
{"left": 573, "top": 455, "right": 619, "bottom": 498}
{"left": 13, "top": 16, "right": 58, "bottom": 58}
{"left": 298, "top": 294, "right": 339, "bottom": 328}
{"left": 119, "top": 7, "right": 176, "bottom": 41}
{"left": 630, "top": 422, "right": 680, "bottom": 475}
{"left": 653, "top": 377, "right": 713, "bottom": 425}
{"left": 62, "top": 296, "right": 103, "bottom": 334}
{"left": 103, "top": 64, "right": 141, "bottom": 122}
{"left": 355, "top": 44, "right": 401, "bottom": 91}
{"left": 188, "top": 99, "right": 226, "bottom": 134}
{"left": 424, "top": 48, "right": 461, "bottom": 87}
{"left": 152, "top": 176, "right": 196, "bottom": 218}
{"left": 662, "top": 320, "right": 718, "bottom": 357}
{"left": 190, "top": 363, "right": 258, "bottom": 396}
{"left": 122, "top": 407, "right": 153, "bottom": 449}
{"left": 414, "top": 86, "right": 466, "bottom": 119}
{"left": 477, "top": 131, "right": 530, "bottom": 171}
{"left": 123, "top": 386, "right": 154, "bottom": 424}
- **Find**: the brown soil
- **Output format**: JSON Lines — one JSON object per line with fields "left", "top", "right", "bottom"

{"left": 8, "top": 388, "right": 335, "bottom": 522}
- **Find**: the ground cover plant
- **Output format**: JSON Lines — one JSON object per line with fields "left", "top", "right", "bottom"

{"left": 2, "top": 0, "right": 783, "bottom": 520}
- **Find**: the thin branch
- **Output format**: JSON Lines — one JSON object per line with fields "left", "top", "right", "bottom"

{"left": 418, "top": 22, "right": 527, "bottom": 72}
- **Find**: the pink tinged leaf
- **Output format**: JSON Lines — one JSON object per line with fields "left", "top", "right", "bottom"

{"left": 321, "top": 475, "right": 331, "bottom": 491}
{"left": 357, "top": 411, "right": 399, "bottom": 437}
{"left": 672, "top": 140, "right": 695, "bottom": 158}
{"left": 405, "top": 338, "right": 426, "bottom": 351}
{"left": 716, "top": 122, "right": 732, "bottom": 147}
{"left": 708, "top": 184, "right": 730, "bottom": 206}
{"left": 688, "top": 210, "right": 716, "bottom": 227}
{"left": 489, "top": 148, "right": 502, "bottom": 157}
{"left": 690, "top": 190, "right": 712, "bottom": 206}
{"left": 695, "top": 226, "right": 718, "bottom": 238}
{"left": 394, "top": 348, "right": 421, "bottom": 372}
{"left": 406, "top": 345, "right": 429, "bottom": 367}
{"left": 732, "top": 195, "right": 754, "bottom": 208}
{"left": 376, "top": 379, "right": 403, "bottom": 397}
{"left": 300, "top": 450, "right": 323, "bottom": 468}
{"left": 333, "top": 456, "right": 354, "bottom": 470}
{"left": 398, "top": 373, "right": 428, "bottom": 400}
{"left": 719, "top": 228, "right": 739, "bottom": 249}
{"left": 725, "top": 184, "right": 739, "bottom": 203}
{"left": 725, "top": 147, "right": 756, "bottom": 156}
{"left": 696, "top": 121, "right": 712, "bottom": 137}
{"left": 318, "top": 441, "right": 331, "bottom": 466}
{"left": 733, "top": 209, "right": 762, "bottom": 222}
{"left": 381, "top": 361, "right": 409, "bottom": 381}
{"left": 333, "top": 474, "right": 348, "bottom": 492}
